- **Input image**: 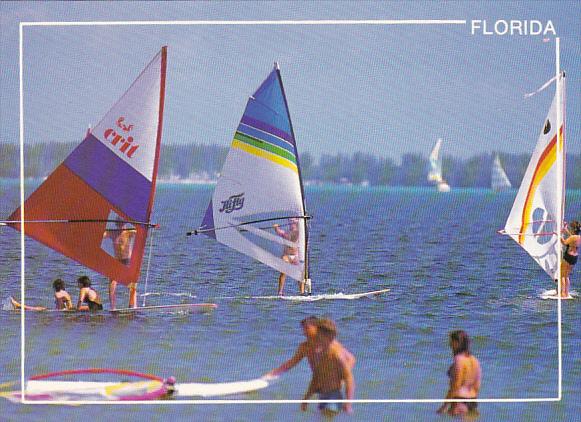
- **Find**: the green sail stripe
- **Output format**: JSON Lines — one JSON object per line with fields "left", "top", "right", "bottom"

{"left": 234, "top": 131, "right": 297, "bottom": 165}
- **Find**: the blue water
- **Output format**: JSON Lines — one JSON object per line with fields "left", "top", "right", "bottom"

{"left": 1, "top": 181, "right": 580, "bottom": 421}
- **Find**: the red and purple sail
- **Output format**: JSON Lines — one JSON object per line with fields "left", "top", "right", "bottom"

{"left": 7, "top": 47, "right": 167, "bottom": 286}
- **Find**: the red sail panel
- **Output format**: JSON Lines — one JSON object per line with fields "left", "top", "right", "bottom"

{"left": 8, "top": 165, "right": 146, "bottom": 285}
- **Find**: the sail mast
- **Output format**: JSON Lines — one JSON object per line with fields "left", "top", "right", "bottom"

{"left": 555, "top": 39, "right": 563, "bottom": 292}
{"left": 554, "top": 36, "right": 563, "bottom": 400}
{"left": 275, "top": 62, "right": 311, "bottom": 290}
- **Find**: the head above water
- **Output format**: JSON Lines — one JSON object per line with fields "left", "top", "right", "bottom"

{"left": 570, "top": 220, "right": 581, "bottom": 235}
{"left": 301, "top": 316, "right": 318, "bottom": 338}
{"left": 316, "top": 318, "right": 337, "bottom": 340}
{"left": 77, "top": 275, "right": 91, "bottom": 288}
{"left": 449, "top": 330, "right": 471, "bottom": 356}
{"left": 52, "top": 278, "right": 65, "bottom": 292}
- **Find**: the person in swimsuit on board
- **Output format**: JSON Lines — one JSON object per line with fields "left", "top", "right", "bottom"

{"left": 273, "top": 219, "right": 302, "bottom": 296}
{"left": 9, "top": 279, "right": 73, "bottom": 311}
{"left": 437, "top": 330, "right": 481, "bottom": 417}
{"left": 77, "top": 276, "right": 103, "bottom": 312}
{"left": 52, "top": 278, "right": 73, "bottom": 311}
{"left": 300, "top": 318, "right": 355, "bottom": 415}
{"left": 560, "top": 220, "right": 581, "bottom": 298}
{"left": 103, "top": 219, "right": 137, "bottom": 309}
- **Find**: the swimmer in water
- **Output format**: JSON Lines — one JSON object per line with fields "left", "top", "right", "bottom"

{"left": 52, "top": 278, "right": 73, "bottom": 310}
{"left": 77, "top": 276, "right": 103, "bottom": 312}
{"left": 437, "top": 330, "right": 481, "bottom": 416}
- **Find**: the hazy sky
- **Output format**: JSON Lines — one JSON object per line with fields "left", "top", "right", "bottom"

{"left": 1, "top": 1, "right": 579, "bottom": 162}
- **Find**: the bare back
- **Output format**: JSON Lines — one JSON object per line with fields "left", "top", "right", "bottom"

{"left": 451, "top": 354, "right": 481, "bottom": 398}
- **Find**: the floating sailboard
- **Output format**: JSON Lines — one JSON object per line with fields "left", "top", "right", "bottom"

{"left": 540, "top": 289, "right": 577, "bottom": 300}
{"left": 233, "top": 288, "right": 391, "bottom": 301}
{"left": 1, "top": 368, "right": 271, "bottom": 402}
{"left": 4, "top": 297, "right": 217, "bottom": 314}
{"left": 499, "top": 68, "right": 567, "bottom": 295}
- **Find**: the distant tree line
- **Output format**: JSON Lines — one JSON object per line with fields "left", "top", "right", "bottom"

{"left": 0, "top": 142, "right": 579, "bottom": 189}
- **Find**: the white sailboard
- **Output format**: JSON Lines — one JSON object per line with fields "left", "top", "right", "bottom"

{"left": 539, "top": 289, "right": 577, "bottom": 300}
{"left": 237, "top": 288, "right": 391, "bottom": 301}
{"left": 1, "top": 370, "right": 271, "bottom": 402}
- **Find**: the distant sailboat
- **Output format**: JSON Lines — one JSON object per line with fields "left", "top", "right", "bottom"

{"left": 191, "top": 63, "right": 311, "bottom": 294}
{"left": 491, "top": 154, "right": 512, "bottom": 191}
{"left": 427, "top": 138, "right": 450, "bottom": 192}
{"left": 500, "top": 71, "right": 566, "bottom": 295}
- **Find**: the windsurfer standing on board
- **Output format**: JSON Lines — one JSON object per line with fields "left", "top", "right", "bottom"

{"left": 560, "top": 220, "right": 581, "bottom": 298}
{"left": 273, "top": 218, "right": 302, "bottom": 296}
{"left": 266, "top": 317, "right": 355, "bottom": 415}
{"left": 103, "top": 219, "right": 136, "bottom": 309}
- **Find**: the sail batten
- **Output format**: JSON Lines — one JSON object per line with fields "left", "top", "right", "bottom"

{"left": 200, "top": 64, "right": 307, "bottom": 282}
{"left": 7, "top": 47, "right": 167, "bottom": 286}
{"left": 503, "top": 72, "right": 565, "bottom": 280}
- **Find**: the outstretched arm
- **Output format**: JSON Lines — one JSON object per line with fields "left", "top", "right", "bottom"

{"left": 267, "top": 344, "right": 306, "bottom": 377}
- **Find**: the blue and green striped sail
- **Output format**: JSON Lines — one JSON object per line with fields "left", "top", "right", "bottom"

{"left": 200, "top": 63, "right": 308, "bottom": 282}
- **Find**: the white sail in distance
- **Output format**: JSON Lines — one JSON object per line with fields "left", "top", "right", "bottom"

{"left": 503, "top": 72, "right": 565, "bottom": 280}
{"left": 198, "top": 64, "right": 308, "bottom": 282}
{"left": 427, "top": 138, "right": 444, "bottom": 183}
{"left": 491, "top": 154, "right": 512, "bottom": 191}
{"left": 427, "top": 138, "right": 450, "bottom": 192}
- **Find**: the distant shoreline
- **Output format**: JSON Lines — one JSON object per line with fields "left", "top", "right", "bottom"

{"left": 2, "top": 178, "right": 581, "bottom": 193}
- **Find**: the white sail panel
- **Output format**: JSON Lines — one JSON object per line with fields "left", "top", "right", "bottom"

{"left": 200, "top": 65, "right": 307, "bottom": 281}
{"left": 428, "top": 138, "right": 443, "bottom": 183}
{"left": 91, "top": 50, "right": 164, "bottom": 181}
{"left": 491, "top": 154, "right": 512, "bottom": 191}
{"left": 504, "top": 75, "right": 564, "bottom": 280}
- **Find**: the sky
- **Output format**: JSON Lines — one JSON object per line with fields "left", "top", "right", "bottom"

{"left": 0, "top": 1, "right": 579, "bottom": 162}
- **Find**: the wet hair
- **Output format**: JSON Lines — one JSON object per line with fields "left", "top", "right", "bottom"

{"left": 449, "top": 330, "right": 471, "bottom": 355}
{"left": 301, "top": 316, "right": 318, "bottom": 327}
{"left": 570, "top": 220, "right": 581, "bottom": 235}
{"left": 52, "top": 278, "right": 65, "bottom": 292}
{"left": 77, "top": 275, "right": 91, "bottom": 288}
{"left": 316, "top": 318, "right": 337, "bottom": 339}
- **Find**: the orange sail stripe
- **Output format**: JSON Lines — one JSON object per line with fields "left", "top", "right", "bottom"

{"left": 518, "top": 127, "right": 561, "bottom": 244}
